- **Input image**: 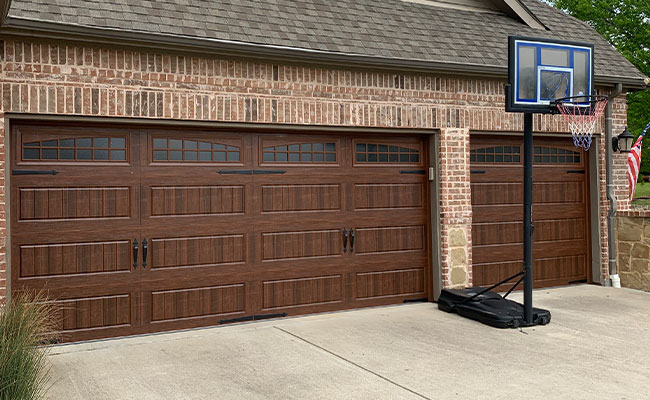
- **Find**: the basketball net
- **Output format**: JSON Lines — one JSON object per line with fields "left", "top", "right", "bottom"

{"left": 556, "top": 97, "right": 608, "bottom": 151}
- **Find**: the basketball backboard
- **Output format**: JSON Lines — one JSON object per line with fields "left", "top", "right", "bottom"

{"left": 506, "top": 36, "right": 594, "bottom": 114}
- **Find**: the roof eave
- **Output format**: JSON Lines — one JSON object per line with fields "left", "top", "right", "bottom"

{"left": 487, "top": 0, "right": 547, "bottom": 30}
{"left": 1, "top": 16, "right": 646, "bottom": 90}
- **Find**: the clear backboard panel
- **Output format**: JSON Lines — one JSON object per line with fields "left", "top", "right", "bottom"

{"left": 506, "top": 36, "right": 594, "bottom": 114}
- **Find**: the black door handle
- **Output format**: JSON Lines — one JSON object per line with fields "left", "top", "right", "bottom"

{"left": 349, "top": 228, "right": 355, "bottom": 253}
{"left": 132, "top": 239, "right": 139, "bottom": 268}
{"left": 342, "top": 229, "right": 348, "bottom": 253}
{"left": 142, "top": 238, "right": 148, "bottom": 268}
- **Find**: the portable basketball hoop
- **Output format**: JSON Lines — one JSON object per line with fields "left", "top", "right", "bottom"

{"left": 554, "top": 95, "right": 608, "bottom": 151}
{"left": 440, "top": 36, "right": 602, "bottom": 329}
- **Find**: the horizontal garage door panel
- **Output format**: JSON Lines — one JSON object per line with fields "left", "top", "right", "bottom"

{"left": 52, "top": 294, "right": 133, "bottom": 333}
{"left": 356, "top": 268, "right": 425, "bottom": 300}
{"left": 262, "top": 275, "right": 343, "bottom": 310}
{"left": 472, "top": 203, "right": 586, "bottom": 223}
{"left": 355, "top": 226, "right": 425, "bottom": 254}
{"left": 470, "top": 136, "right": 589, "bottom": 289}
{"left": 262, "top": 230, "right": 342, "bottom": 261}
{"left": 473, "top": 218, "right": 586, "bottom": 246}
{"left": 150, "top": 284, "right": 246, "bottom": 322}
{"left": 150, "top": 185, "right": 245, "bottom": 216}
{"left": 19, "top": 187, "right": 132, "bottom": 220}
{"left": 11, "top": 125, "right": 431, "bottom": 341}
{"left": 150, "top": 235, "right": 246, "bottom": 269}
{"left": 473, "top": 256, "right": 586, "bottom": 285}
{"left": 261, "top": 184, "right": 342, "bottom": 212}
{"left": 473, "top": 240, "right": 587, "bottom": 264}
{"left": 354, "top": 183, "right": 424, "bottom": 209}
{"left": 471, "top": 182, "right": 585, "bottom": 206}
{"left": 19, "top": 240, "right": 131, "bottom": 278}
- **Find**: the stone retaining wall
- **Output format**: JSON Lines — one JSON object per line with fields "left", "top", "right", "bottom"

{"left": 616, "top": 213, "right": 650, "bottom": 291}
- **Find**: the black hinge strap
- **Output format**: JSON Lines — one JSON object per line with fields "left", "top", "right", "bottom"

{"left": 566, "top": 170, "right": 585, "bottom": 174}
{"left": 219, "top": 312, "right": 288, "bottom": 324}
{"left": 218, "top": 170, "right": 287, "bottom": 175}
{"left": 219, "top": 315, "right": 254, "bottom": 324}
{"left": 253, "top": 312, "right": 288, "bottom": 321}
{"left": 218, "top": 170, "right": 253, "bottom": 175}
{"left": 470, "top": 170, "right": 486, "bottom": 174}
{"left": 12, "top": 169, "right": 58, "bottom": 175}
{"left": 403, "top": 297, "right": 429, "bottom": 303}
{"left": 399, "top": 170, "right": 426, "bottom": 174}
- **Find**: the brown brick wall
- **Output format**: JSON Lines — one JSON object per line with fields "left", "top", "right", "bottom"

{"left": 0, "top": 38, "right": 632, "bottom": 300}
{"left": 600, "top": 95, "right": 631, "bottom": 285}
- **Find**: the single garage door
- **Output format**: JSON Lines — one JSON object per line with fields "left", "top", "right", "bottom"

{"left": 470, "top": 136, "right": 591, "bottom": 290}
{"left": 11, "top": 123, "right": 431, "bottom": 341}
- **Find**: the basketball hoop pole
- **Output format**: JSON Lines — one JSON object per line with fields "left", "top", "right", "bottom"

{"left": 523, "top": 113, "right": 534, "bottom": 324}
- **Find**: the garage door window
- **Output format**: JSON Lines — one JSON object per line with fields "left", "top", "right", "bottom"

{"left": 153, "top": 138, "right": 240, "bottom": 162}
{"left": 355, "top": 143, "right": 420, "bottom": 163}
{"left": 469, "top": 146, "right": 521, "bottom": 163}
{"left": 23, "top": 136, "right": 127, "bottom": 162}
{"left": 263, "top": 142, "right": 336, "bottom": 163}
{"left": 534, "top": 147, "right": 580, "bottom": 164}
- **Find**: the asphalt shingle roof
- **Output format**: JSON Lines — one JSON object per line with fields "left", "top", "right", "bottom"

{"left": 5, "top": 0, "right": 646, "bottom": 82}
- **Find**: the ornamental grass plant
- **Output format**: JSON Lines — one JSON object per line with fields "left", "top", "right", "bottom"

{"left": 0, "top": 291, "right": 57, "bottom": 400}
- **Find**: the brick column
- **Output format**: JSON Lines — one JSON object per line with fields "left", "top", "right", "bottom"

{"left": 439, "top": 127, "right": 472, "bottom": 288}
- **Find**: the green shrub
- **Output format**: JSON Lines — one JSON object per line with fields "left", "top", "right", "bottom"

{"left": 0, "top": 292, "right": 58, "bottom": 400}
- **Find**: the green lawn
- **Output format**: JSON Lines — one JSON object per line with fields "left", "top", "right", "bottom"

{"left": 633, "top": 181, "right": 650, "bottom": 206}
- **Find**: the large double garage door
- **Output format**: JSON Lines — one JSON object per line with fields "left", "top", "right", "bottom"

{"left": 11, "top": 123, "right": 431, "bottom": 342}
{"left": 471, "top": 135, "right": 591, "bottom": 290}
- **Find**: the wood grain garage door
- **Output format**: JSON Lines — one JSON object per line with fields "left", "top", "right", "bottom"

{"left": 470, "top": 136, "right": 591, "bottom": 290}
{"left": 11, "top": 123, "right": 430, "bottom": 341}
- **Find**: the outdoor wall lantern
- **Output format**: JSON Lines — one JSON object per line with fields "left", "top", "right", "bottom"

{"left": 613, "top": 126, "right": 635, "bottom": 153}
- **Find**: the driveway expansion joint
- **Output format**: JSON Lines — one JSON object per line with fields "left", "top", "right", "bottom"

{"left": 274, "top": 326, "right": 431, "bottom": 400}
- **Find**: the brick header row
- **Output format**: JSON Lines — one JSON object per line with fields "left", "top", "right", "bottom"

{"left": 617, "top": 208, "right": 650, "bottom": 218}
{"left": 0, "top": 39, "right": 614, "bottom": 133}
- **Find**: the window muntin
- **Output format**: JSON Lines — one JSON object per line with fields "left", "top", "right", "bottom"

{"left": 355, "top": 143, "right": 420, "bottom": 163}
{"left": 263, "top": 142, "right": 337, "bottom": 163}
{"left": 152, "top": 138, "right": 240, "bottom": 162}
{"left": 23, "top": 137, "right": 127, "bottom": 162}
{"left": 534, "top": 146, "right": 580, "bottom": 164}
{"left": 470, "top": 146, "right": 521, "bottom": 163}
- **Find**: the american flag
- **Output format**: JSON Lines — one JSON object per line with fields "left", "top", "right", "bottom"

{"left": 628, "top": 121, "right": 650, "bottom": 200}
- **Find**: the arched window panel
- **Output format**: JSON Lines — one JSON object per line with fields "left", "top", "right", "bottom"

{"left": 534, "top": 147, "right": 580, "bottom": 164}
{"left": 355, "top": 143, "right": 420, "bottom": 164}
{"left": 470, "top": 146, "right": 521, "bottom": 163}
{"left": 152, "top": 138, "right": 241, "bottom": 162}
{"left": 263, "top": 142, "right": 337, "bottom": 163}
{"left": 22, "top": 137, "right": 127, "bottom": 162}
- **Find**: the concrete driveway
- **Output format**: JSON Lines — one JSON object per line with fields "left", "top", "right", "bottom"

{"left": 45, "top": 285, "right": 650, "bottom": 399}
